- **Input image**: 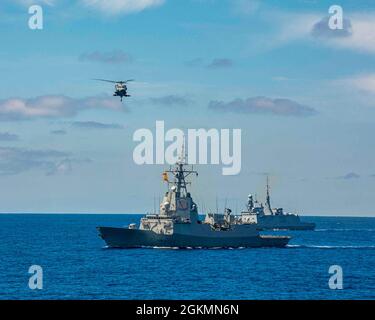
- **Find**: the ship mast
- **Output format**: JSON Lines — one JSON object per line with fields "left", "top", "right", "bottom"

{"left": 166, "top": 141, "right": 198, "bottom": 197}
{"left": 266, "top": 176, "right": 273, "bottom": 215}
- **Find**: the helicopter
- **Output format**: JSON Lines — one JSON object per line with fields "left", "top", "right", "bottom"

{"left": 94, "top": 79, "right": 134, "bottom": 101}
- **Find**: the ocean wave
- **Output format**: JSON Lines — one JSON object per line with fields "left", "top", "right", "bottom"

{"left": 151, "top": 246, "right": 246, "bottom": 250}
{"left": 287, "top": 244, "right": 375, "bottom": 249}
{"left": 151, "top": 246, "right": 181, "bottom": 250}
{"left": 103, "top": 245, "right": 248, "bottom": 250}
{"left": 118, "top": 245, "right": 251, "bottom": 250}
{"left": 315, "top": 228, "right": 375, "bottom": 232}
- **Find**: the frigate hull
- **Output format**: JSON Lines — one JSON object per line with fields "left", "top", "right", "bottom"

{"left": 97, "top": 227, "right": 290, "bottom": 249}
{"left": 257, "top": 215, "right": 315, "bottom": 231}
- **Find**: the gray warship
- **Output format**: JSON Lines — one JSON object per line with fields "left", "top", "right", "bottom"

{"left": 242, "top": 178, "right": 315, "bottom": 231}
{"left": 97, "top": 155, "right": 290, "bottom": 249}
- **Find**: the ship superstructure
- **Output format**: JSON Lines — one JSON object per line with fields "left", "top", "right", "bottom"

{"left": 242, "top": 178, "right": 315, "bottom": 231}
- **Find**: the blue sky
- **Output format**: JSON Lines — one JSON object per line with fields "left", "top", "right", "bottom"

{"left": 0, "top": 0, "right": 375, "bottom": 215}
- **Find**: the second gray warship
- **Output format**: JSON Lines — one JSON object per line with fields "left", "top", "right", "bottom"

{"left": 97, "top": 154, "right": 290, "bottom": 249}
{"left": 242, "top": 178, "right": 315, "bottom": 231}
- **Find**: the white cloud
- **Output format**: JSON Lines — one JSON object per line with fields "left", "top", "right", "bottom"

{"left": 79, "top": 50, "right": 132, "bottom": 64}
{"left": 329, "top": 15, "right": 375, "bottom": 54}
{"left": 253, "top": 10, "right": 375, "bottom": 55}
{"left": 71, "top": 121, "right": 124, "bottom": 129}
{"left": 339, "top": 74, "right": 375, "bottom": 94}
{"left": 301, "top": 12, "right": 375, "bottom": 54}
{"left": 81, "top": 0, "right": 165, "bottom": 15}
{"left": 311, "top": 16, "right": 352, "bottom": 38}
{"left": 272, "top": 12, "right": 319, "bottom": 41}
{"left": 0, "top": 146, "right": 90, "bottom": 176}
{"left": 246, "top": 11, "right": 320, "bottom": 53}
{"left": 0, "top": 95, "right": 126, "bottom": 121}
{"left": 232, "top": 0, "right": 260, "bottom": 15}
{"left": 11, "top": 0, "right": 165, "bottom": 15}
{"left": 208, "top": 96, "right": 317, "bottom": 117}
{"left": 150, "top": 95, "right": 193, "bottom": 106}
{"left": 11, "top": 0, "right": 55, "bottom": 6}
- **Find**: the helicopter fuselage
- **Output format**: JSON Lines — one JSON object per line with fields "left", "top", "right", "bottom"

{"left": 114, "top": 84, "right": 130, "bottom": 100}
{"left": 93, "top": 79, "right": 133, "bottom": 101}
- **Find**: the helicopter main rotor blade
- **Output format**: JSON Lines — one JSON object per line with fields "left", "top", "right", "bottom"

{"left": 93, "top": 79, "right": 118, "bottom": 84}
{"left": 124, "top": 79, "right": 135, "bottom": 83}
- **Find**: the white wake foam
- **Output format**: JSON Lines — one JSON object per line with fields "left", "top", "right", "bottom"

{"left": 287, "top": 244, "right": 375, "bottom": 249}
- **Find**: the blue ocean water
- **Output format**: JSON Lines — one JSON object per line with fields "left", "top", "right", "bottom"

{"left": 0, "top": 214, "right": 374, "bottom": 300}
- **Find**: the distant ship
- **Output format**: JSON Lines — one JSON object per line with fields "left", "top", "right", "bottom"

{"left": 242, "top": 178, "right": 315, "bottom": 231}
{"left": 97, "top": 152, "right": 290, "bottom": 249}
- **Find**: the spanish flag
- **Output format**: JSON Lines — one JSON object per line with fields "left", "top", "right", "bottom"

{"left": 162, "top": 171, "right": 169, "bottom": 182}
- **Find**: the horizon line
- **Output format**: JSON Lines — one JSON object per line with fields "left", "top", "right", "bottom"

{"left": 0, "top": 212, "right": 374, "bottom": 218}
